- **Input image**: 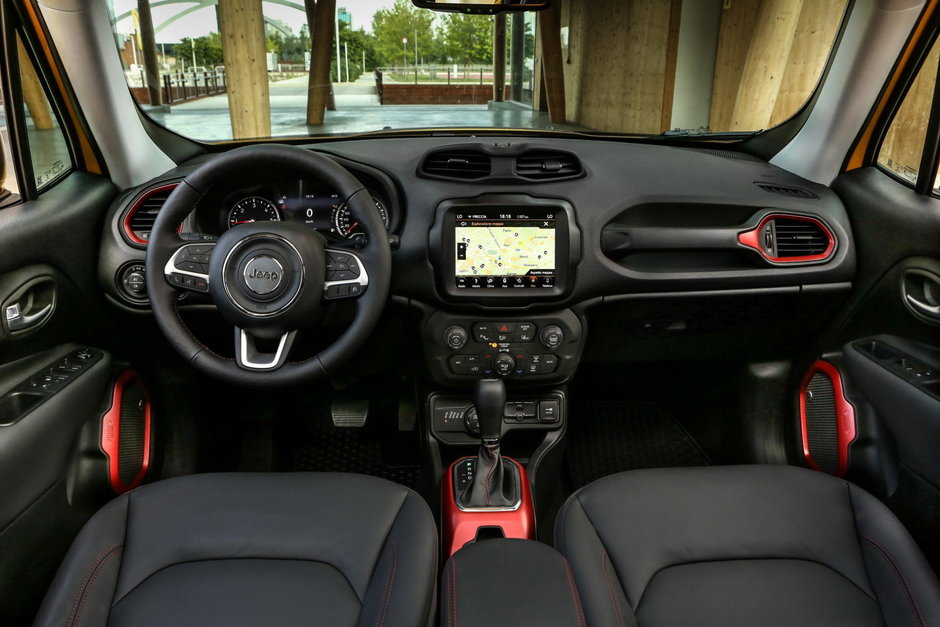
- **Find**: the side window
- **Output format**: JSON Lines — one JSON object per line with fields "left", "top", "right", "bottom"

{"left": 15, "top": 32, "right": 71, "bottom": 191}
{"left": 877, "top": 37, "right": 940, "bottom": 187}
{"left": 1, "top": 30, "right": 72, "bottom": 202}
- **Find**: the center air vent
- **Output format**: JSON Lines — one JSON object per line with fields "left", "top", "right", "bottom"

{"left": 756, "top": 183, "right": 819, "bottom": 199}
{"left": 515, "top": 151, "right": 583, "bottom": 181}
{"left": 420, "top": 150, "right": 492, "bottom": 180}
{"left": 123, "top": 184, "right": 178, "bottom": 245}
{"left": 738, "top": 213, "right": 835, "bottom": 263}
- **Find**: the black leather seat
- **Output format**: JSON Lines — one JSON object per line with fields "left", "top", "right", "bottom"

{"left": 556, "top": 465, "right": 940, "bottom": 627}
{"left": 33, "top": 473, "right": 437, "bottom": 627}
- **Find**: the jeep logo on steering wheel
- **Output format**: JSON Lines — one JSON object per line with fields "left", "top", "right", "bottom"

{"left": 243, "top": 256, "right": 283, "bottom": 295}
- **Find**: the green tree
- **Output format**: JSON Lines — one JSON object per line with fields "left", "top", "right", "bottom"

{"left": 175, "top": 33, "right": 223, "bottom": 69}
{"left": 371, "top": 0, "right": 436, "bottom": 67}
{"left": 438, "top": 13, "right": 493, "bottom": 66}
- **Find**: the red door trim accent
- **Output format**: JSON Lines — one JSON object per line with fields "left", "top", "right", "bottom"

{"left": 738, "top": 213, "right": 836, "bottom": 263}
{"left": 100, "top": 370, "right": 152, "bottom": 493}
{"left": 121, "top": 183, "right": 179, "bottom": 245}
{"left": 442, "top": 456, "right": 536, "bottom": 557}
{"left": 799, "top": 360, "right": 857, "bottom": 477}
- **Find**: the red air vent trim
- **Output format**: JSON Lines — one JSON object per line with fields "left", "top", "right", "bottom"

{"left": 122, "top": 183, "right": 179, "bottom": 245}
{"left": 738, "top": 213, "right": 836, "bottom": 263}
{"left": 100, "top": 370, "right": 152, "bottom": 494}
{"left": 799, "top": 360, "right": 856, "bottom": 477}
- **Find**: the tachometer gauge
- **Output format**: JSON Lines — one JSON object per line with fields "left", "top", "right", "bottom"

{"left": 333, "top": 196, "right": 389, "bottom": 239}
{"left": 228, "top": 197, "right": 280, "bottom": 229}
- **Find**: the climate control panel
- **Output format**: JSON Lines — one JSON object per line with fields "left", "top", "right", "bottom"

{"left": 423, "top": 310, "right": 583, "bottom": 386}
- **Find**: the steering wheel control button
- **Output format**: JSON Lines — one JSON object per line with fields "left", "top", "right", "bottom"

{"left": 540, "top": 325, "right": 565, "bottom": 349}
{"left": 445, "top": 326, "right": 469, "bottom": 350}
{"left": 243, "top": 256, "right": 284, "bottom": 296}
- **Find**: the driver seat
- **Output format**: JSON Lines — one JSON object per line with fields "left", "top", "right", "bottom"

{"left": 32, "top": 473, "right": 437, "bottom": 627}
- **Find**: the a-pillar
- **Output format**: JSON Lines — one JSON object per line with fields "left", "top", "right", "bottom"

{"left": 219, "top": 0, "right": 271, "bottom": 139}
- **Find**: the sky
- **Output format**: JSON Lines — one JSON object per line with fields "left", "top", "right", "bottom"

{"left": 111, "top": 0, "right": 403, "bottom": 43}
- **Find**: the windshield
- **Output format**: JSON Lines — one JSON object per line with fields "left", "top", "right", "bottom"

{"left": 108, "top": 0, "right": 848, "bottom": 142}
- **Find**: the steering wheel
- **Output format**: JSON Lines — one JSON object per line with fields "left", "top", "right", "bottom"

{"left": 145, "top": 144, "right": 392, "bottom": 387}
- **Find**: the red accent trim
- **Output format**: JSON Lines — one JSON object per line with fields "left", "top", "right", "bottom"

{"left": 100, "top": 371, "right": 152, "bottom": 493}
{"left": 121, "top": 183, "right": 179, "bottom": 245}
{"left": 738, "top": 213, "right": 836, "bottom": 263}
{"left": 799, "top": 360, "right": 857, "bottom": 477}
{"left": 442, "top": 456, "right": 536, "bottom": 558}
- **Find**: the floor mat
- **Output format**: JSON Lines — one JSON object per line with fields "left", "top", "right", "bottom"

{"left": 566, "top": 401, "right": 711, "bottom": 489}
{"left": 282, "top": 402, "right": 421, "bottom": 489}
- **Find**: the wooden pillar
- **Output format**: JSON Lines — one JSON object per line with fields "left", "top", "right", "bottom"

{"left": 729, "top": 0, "right": 802, "bottom": 131}
{"left": 493, "top": 13, "right": 507, "bottom": 102}
{"left": 16, "top": 38, "right": 53, "bottom": 130}
{"left": 537, "top": 0, "right": 566, "bottom": 123}
{"left": 510, "top": 13, "right": 525, "bottom": 102}
{"left": 137, "top": 0, "right": 163, "bottom": 106}
{"left": 219, "top": 0, "right": 271, "bottom": 139}
{"left": 660, "top": 0, "right": 682, "bottom": 132}
{"left": 305, "top": 0, "right": 336, "bottom": 124}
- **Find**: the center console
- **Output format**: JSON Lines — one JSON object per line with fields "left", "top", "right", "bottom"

{"left": 424, "top": 195, "right": 583, "bottom": 583}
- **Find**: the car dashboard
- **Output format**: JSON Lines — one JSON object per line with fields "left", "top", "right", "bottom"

{"left": 99, "top": 136, "right": 855, "bottom": 396}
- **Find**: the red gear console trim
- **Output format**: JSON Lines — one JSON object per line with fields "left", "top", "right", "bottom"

{"left": 442, "top": 456, "right": 535, "bottom": 557}
{"left": 100, "top": 370, "right": 152, "bottom": 493}
{"left": 738, "top": 213, "right": 836, "bottom": 263}
{"left": 122, "top": 183, "right": 179, "bottom": 245}
{"left": 799, "top": 360, "right": 857, "bottom": 477}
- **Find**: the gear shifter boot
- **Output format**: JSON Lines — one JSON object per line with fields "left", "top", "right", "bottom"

{"left": 458, "top": 442, "right": 520, "bottom": 509}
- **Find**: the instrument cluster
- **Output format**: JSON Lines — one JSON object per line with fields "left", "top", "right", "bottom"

{"left": 198, "top": 179, "right": 392, "bottom": 241}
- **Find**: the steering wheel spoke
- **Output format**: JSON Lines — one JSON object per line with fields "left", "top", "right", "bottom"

{"left": 323, "top": 248, "right": 369, "bottom": 301}
{"left": 164, "top": 242, "right": 216, "bottom": 293}
{"left": 235, "top": 328, "right": 297, "bottom": 371}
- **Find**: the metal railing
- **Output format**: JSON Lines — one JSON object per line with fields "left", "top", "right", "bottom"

{"left": 161, "top": 71, "right": 227, "bottom": 105}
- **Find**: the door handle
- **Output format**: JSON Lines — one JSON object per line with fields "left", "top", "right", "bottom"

{"left": 902, "top": 269, "right": 940, "bottom": 322}
{"left": 5, "top": 302, "right": 52, "bottom": 331}
{"left": 1, "top": 275, "right": 56, "bottom": 335}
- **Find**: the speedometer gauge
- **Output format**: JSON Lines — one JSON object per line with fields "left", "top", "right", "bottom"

{"left": 228, "top": 197, "right": 280, "bottom": 229}
{"left": 333, "top": 196, "right": 389, "bottom": 239}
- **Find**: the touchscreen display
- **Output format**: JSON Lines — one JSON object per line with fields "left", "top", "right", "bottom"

{"left": 454, "top": 210, "right": 556, "bottom": 289}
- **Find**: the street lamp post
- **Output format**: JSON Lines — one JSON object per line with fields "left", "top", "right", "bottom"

{"left": 402, "top": 37, "right": 408, "bottom": 71}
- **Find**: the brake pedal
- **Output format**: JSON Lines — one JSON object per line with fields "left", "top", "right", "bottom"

{"left": 398, "top": 400, "right": 417, "bottom": 432}
{"left": 331, "top": 398, "right": 369, "bottom": 428}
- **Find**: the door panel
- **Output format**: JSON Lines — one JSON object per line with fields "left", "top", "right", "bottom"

{"left": 0, "top": 172, "right": 118, "bottom": 625}
{"left": 828, "top": 166, "right": 940, "bottom": 569}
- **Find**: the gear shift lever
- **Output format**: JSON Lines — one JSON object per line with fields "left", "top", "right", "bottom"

{"left": 475, "top": 378, "right": 505, "bottom": 446}
{"left": 458, "top": 378, "right": 520, "bottom": 509}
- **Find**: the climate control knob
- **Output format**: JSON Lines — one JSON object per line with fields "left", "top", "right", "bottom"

{"left": 444, "top": 325, "right": 469, "bottom": 350}
{"left": 493, "top": 353, "right": 516, "bottom": 377}
{"left": 540, "top": 325, "right": 565, "bottom": 349}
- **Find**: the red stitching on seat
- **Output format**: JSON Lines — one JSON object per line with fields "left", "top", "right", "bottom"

{"left": 66, "top": 544, "right": 123, "bottom": 627}
{"left": 451, "top": 558, "right": 459, "bottom": 627}
{"left": 376, "top": 539, "right": 398, "bottom": 627}
{"left": 861, "top": 536, "right": 926, "bottom": 627}
{"left": 564, "top": 558, "right": 587, "bottom": 627}
{"left": 602, "top": 551, "right": 626, "bottom": 627}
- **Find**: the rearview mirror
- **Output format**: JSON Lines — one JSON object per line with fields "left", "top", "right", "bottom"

{"left": 411, "top": 0, "right": 549, "bottom": 14}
